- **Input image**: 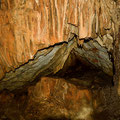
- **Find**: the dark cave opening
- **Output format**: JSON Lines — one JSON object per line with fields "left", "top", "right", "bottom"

{"left": 53, "top": 50, "right": 113, "bottom": 89}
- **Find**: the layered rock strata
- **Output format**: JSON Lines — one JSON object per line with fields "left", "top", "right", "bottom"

{"left": 0, "top": 38, "right": 113, "bottom": 91}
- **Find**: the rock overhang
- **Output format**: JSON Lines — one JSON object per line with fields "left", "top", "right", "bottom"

{"left": 0, "top": 37, "right": 113, "bottom": 91}
{"left": 0, "top": 0, "right": 115, "bottom": 90}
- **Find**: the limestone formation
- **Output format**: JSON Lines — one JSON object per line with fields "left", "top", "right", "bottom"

{"left": 0, "top": 0, "right": 115, "bottom": 81}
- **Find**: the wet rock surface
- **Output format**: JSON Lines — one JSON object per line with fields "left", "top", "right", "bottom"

{"left": 0, "top": 60, "right": 113, "bottom": 120}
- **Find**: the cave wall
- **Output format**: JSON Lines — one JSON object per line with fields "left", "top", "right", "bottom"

{"left": 0, "top": 0, "right": 115, "bottom": 80}
{"left": 113, "top": 1, "right": 120, "bottom": 95}
{"left": 0, "top": 0, "right": 120, "bottom": 119}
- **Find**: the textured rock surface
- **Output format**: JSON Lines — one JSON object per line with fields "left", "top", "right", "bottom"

{"left": 0, "top": 0, "right": 120, "bottom": 119}
{"left": 0, "top": 40, "right": 76, "bottom": 90}
{"left": 74, "top": 39, "right": 113, "bottom": 76}
{"left": 0, "top": 0, "right": 115, "bottom": 80}
{"left": 0, "top": 75, "right": 112, "bottom": 120}
{"left": 0, "top": 38, "right": 113, "bottom": 91}
{"left": 27, "top": 77, "right": 93, "bottom": 120}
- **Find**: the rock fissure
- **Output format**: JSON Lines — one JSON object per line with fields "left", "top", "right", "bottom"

{"left": 0, "top": 35, "right": 113, "bottom": 91}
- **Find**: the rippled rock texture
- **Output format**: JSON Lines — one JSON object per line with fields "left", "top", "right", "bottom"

{"left": 0, "top": 0, "right": 115, "bottom": 80}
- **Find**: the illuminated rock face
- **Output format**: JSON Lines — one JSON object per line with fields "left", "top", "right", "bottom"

{"left": 0, "top": 0, "right": 115, "bottom": 80}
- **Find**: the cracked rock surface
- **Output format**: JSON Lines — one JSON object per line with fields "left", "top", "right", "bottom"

{"left": 0, "top": 38, "right": 113, "bottom": 91}
{"left": 0, "top": 0, "right": 114, "bottom": 80}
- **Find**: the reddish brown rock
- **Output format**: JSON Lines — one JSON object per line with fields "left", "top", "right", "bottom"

{"left": 0, "top": 77, "right": 95, "bottom": 120}
{"left": 0, "top": 73, "right": 114, "bottom": 120}
{"left": 0, "top": 0, "right": 114, "bottom": 79}
{"left": 26, "top": 77, "right": 93, "bottom": 119}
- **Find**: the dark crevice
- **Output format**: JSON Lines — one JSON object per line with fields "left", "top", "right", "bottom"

{"left": 1, "top": 40, "right": 69, "bottom": 81}
{"left": 48, "top": 50, "right": 113, "bottom": 90}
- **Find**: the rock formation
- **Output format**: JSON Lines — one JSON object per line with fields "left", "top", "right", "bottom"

{"left": 0, "top": 0, "right": 120, "bottom": 119}
{"left": 0, "top": 0, "right": 113, "bottom": 77}
{"left": 0, "top": 0, "right": 115, "bottom": 89}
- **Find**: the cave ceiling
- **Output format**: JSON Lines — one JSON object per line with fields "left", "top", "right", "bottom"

{"left": 0, "top": 0, "right": 116, "bottom": 90}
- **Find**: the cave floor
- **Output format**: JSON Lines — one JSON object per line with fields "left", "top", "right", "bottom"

{"left": 0, "top": 61, "right": 113, "bottom": 120}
